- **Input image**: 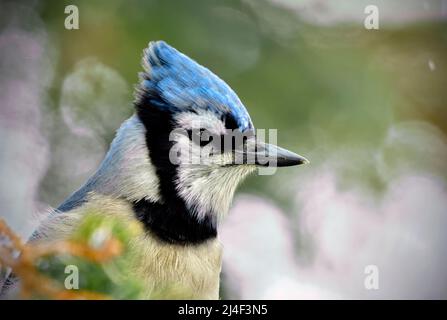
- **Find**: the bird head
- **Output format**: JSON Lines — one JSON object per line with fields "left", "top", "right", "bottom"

{"left": 55, "top": 41, "right": 308, "bottom": 243}
{"left": 131, "top": 41, "right": 308, "bottom": 225}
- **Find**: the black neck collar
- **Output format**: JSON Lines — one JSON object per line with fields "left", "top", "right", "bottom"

{"left": 132, "top": 198, "right": 217, "bottom": 245}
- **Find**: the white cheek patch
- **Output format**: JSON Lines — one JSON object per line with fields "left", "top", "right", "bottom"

{"left": 171, "top": 110, "right": 234, "bottom": 167}
{"left": 171, "top": 134, "right": 205, "bottom": 165}
{"left": 176, "top": 164, "right": 256, "bottom": 223}
{"left": 169, "top": 133, "right": 235, "bottom": 167}
{"left": 174, "top": 110, "right": 227, "bottom": 135}
{"left": 171, "top": 110, "right": 256, "bottom": 222}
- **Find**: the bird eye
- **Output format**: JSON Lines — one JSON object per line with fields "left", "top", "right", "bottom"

{"left": 185, "top": 129, "right": 252, "bottom": 153}
{"left": 186, "top": 129, "right": 212, "bottom": 147}
{"left": 214, "top": 132, "right": 250, "bottom": 154}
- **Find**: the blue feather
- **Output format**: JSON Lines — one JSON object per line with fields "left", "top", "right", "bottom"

{"left": 137, "top": 41, "right": 253, "bottom": 131}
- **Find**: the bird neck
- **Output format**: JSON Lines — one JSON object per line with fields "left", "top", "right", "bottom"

{"left": 132, "top": 198, "right": 217, "bottom": 245}
{"left": 58, "top": 114, "right": 220, "bottom": 245}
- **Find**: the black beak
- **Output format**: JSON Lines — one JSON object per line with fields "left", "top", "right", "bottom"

{"left": 234, "top": 138, "right": 309, "bottom": 167}
{"left": 254, "top": 141, "right": 309, "bottom": 167}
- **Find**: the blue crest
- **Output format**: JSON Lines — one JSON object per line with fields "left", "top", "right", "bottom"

{"left": 136, "top": 41, "right": 253, "bottom": 131}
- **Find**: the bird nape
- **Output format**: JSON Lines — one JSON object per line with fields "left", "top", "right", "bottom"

{"left": 2, "top": 40, "right": 308, "bottom": 299}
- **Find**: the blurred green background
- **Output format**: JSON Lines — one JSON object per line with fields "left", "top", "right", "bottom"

{"left": 33, "top": 0, "right": 447, "bottom": 208}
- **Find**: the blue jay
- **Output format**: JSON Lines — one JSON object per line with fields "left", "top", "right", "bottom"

{"left": 3, "top": 41, "right": 308, "bottom": 299}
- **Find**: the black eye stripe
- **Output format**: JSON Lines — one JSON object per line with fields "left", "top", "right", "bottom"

{"left": 224, "top": 115, "right": 239, "bottom": 130}
{"left": 186, "top": 129, "right": 212, "bottom": 147}
{"left": 185, "top": 128, "right": 252, "bottom": 153}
